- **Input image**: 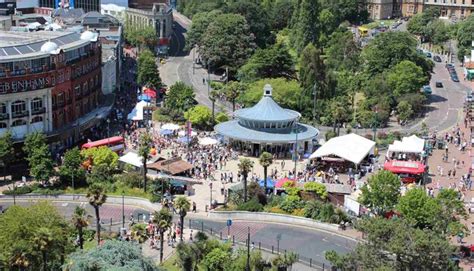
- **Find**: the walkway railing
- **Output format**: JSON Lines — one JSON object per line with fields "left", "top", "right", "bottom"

{"left": 188, "top": 218, "right": 331, "bottom": 270}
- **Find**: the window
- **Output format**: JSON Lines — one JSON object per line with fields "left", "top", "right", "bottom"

{"left": 75, "top": 85, "right": 81, "bottom": 97}
{"left": 57, "top": 92, "right": 64, "bottom": 105}
{"left": 0, "top": 103, "right": 6, "bottom": 114}
{"left": 11, "top": 119, "right": 26, "bottom": 127}
{"left": 31, "top": 98, "right": 43, "bottom": 111}
{"left": 31, "top": 116, "right": 43, "bottom": 123}
{"left": 0, "top": 122, "right": 6, "bottom": 128}
{"left": 11, "top": 100, "right": 26, "bottom": 115}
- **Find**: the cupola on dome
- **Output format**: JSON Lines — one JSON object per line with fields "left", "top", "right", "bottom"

{"left": 80, "top": 30, "right": 97, "bottom": 41}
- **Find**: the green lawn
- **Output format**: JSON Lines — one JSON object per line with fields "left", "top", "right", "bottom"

{"left": 161, "top": 254, "right": 179, "bottom": 271}
{"left": 362, "top": 19, "right": 397, "bottom": 29}
{"left": 63, "top": 183, "right": 153, "bottom": 200}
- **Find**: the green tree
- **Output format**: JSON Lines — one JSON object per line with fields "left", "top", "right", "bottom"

{"left": 299, "top": 43, "right": 330, "bottom": 101}
{"left": 0, "top": 131, "right": 13, "bottom": 180}
{"left": 184, "top": 105, "right": 212, "bottom": 128}
{"left": 239, "top": 78, "right": 304, "bottom": 112}
{"left": 86, "top": 183, "right": 107, "bottom": 245}
{"left": 396, "top": 188, "right": 440, "bottom": 230}
{"left": 436, "top": 188, "right": 468, "bottom": 235}
{"left": 457, "top": 14, "right": 474, "bottom": 61}
{"left": 152, "top": 208, "right": 173, "bottom": 263}
{"left": 200, "top": 13, "right": 256, "bottom": 73}
{"left": 137, "top": 49, "right": 161, "bottom": 89}
{"left": 23, "top": 132, "right": 54, "bottom": 183}
{"left": 397, "top": 101, "right": 413, "bottom": 123}
{"left": 265, "top": 0, "right": 296, "bottom": 30}
{"left": 259, "top": 152, "right": 273, "bottom": 193}
{"left": 186, "top": 10, "right": 222, "bottom": 49}
{"left": 224, "top": 81, "right": 246, "bottom": 112}
{"left": 291, "top": 0, "right": 321, "bottom": 53}
{"left": 238, "top": 158, "right": 254, "bottom": 202}
{"left": 361, "top": 32, "right": 433, "bottom": 77}
{"left": 272, "top": 252, "right": 298, "bottom": 270}
{"left": 223, "top": 0, "right": 274, "bottom": 48}
{"left": 0, "top": 202, "right": 72, "bottom": 270}
{"left": 319, "top": 0, "right": 369, "bottom": 25}
{"left": 64, "top": 240, "right": 159, "bottom": 270}
{"left": 71, "top": 206, "right": 90, "bottom": 250}
{"left": 201, "top": 248, "right": 231, "bottom": 271}
{"left": 237, "top": 42, "right": 295, "bottom": 82}
{"left": 209, "top": 89, "right": 219, "bottom": 123}
{"left": 215, "top": 112, "right": 229, "bottom": 123}
{"left": 138, "top": 132, "right": 152, "bottom": 193}
{"left": 81, "top": 146, "right": 119, "bottom": 173}
{"left": 59, "top": 147, "right": 86, "bottom": 188}
{"left": 387, "top": 60, "right": 428, "bottom": 97}
{"left": 165, "top": 81, "right": 196, "bottom": 114}
{"left": 326, "top": 217, "right": 456, "bottom": 270}
{"left": 359, "top": 170, "right": 401, "bottom": 216}
{"left": 325, "top": 29, "right": 361, "bottom": 72}
{"left": 174, "top": 196, "right": 191, "bottom": 242}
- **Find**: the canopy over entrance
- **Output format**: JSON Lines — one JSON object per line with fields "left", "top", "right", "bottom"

{"left": 383, "top": 160, "right": 426, "bottom": 175}
{"left": 309, "top": 133, "right": 375, "bottom": 165}
{"left": 119, "top": 151, "right": 155, "bottom": 168}
{"left": 148, "top": 157, "right": 193, "bottom": 175}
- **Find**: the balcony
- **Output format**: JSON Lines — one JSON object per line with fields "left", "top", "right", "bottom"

{"left": 0, "top": 113, "right": 9, "bottom": 120}
{"left": 32, "top": 107, "right": 46, "bottom": 115}
{"left": 11, "top": 110, "right": 29, "bottom": 118}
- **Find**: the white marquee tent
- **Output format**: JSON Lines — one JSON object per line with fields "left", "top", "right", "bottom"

{"left": 388, "top": 135, "right": 425, "bottom": 154}
{"left": 127, "top": 100, "right": 150, "bottom": 121}
{"left": 161, "top": 123, "right": 180, "bottom": 131}
{"left": 309, "top": 133, "right": 376, "bottom": 165}
{"left": 119, "top": 151, "right": 154, "bottom": 168}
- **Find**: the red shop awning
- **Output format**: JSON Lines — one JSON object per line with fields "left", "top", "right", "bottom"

{"left": 144, "top": 88, "right": 157, "bottom": 98}
{"left": 384, "top": 160, "right": 426, "bottom": 175}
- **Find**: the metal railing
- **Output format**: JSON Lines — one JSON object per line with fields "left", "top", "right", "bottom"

{"left": 188, "top": 219, "right": 330, "bottom": 270}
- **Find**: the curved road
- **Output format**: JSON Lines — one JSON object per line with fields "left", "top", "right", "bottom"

{"left": 0, "top": 197, "right": 355, "bottom": 267}
{"left": 162, "top": 11, "right": 469, "bottom": 136}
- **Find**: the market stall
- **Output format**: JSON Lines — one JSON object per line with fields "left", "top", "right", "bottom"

{"left": 383, "top": 160, "right": 426, "bottom": 183}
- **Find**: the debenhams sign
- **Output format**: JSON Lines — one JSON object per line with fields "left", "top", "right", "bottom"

{"left": 0, "top": 76, "right": 54, "bottom": 93}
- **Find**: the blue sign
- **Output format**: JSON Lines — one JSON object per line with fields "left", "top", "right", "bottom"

{"left": 226, "top": 219, "right": 232, "bottom": 227}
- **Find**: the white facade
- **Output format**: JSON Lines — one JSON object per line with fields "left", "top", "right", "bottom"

{"left": 101, "top": 55, "right": 117, "bottom": 95}
{"left": 101, "top": 4, "right": 126, "bottom": 22}
{"left": 0, "top": 87, "right": 53, "bottom": 139}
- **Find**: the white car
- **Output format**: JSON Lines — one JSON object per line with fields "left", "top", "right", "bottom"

{"left": 466, "top": 94, "right": 474, "bottom": 103}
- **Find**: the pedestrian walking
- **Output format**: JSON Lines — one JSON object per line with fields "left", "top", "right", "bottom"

{"left": 453, "top": 169, "right": 456, "bottom": 177}
{"left": 192, "top": 202, "right": 197, "bottom": 213}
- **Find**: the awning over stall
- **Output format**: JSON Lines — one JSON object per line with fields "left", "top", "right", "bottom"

{"left": 383, "top": 160, "right": 426, "bottom": 175}
{"left": 148, "top": 158, "right": 194, "bottom": 175}
{"left": 388, "top": 135, "right": 425, "bottom": 154}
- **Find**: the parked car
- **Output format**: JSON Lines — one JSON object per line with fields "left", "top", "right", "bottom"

{"left": 466, "top": 94, "right": 473, "bottom": 103}
{"left": 436, "top": 81, "right": 444, "bottom": 88}
{"left": 446, "top": 63, "right": 454, "bottom": 69}
{"left": 426, "top": 52, "right": 432, "bottom": 58}
{"left": 433, "top": 55, "right": 442, "bottom": 62}
{"left": 452, "top": 76, "right": 460, "bottom": 82}
{"left": 421, "top": 85, "right": 432, "bottom": 95}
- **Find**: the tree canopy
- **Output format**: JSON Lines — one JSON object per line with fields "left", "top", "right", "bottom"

{"left": 184, "top": 105, "right": 212, "bottom": 128}
{"left": 291, "top": 0, "right": 322, "bottom": 53}
{"left": 386, "top": 60, "right": 428, "bottom": 98}
{"left": 23, "top": 132, "right": 54, "bottom": 183}
{"left": 137, "top": 49, "right": 161, "bottom": 89}
{"left": 200, "top": 13, "right": 256, "bottom": 73}
{"left": 359, "top": 170, "right": 401, "bottom": 216}
{"left": 165, "top": 81, "right": 196, "bottom": 114}
{"left": 80, "top": 146, "right": 119, "bottom": 172}
{"left": 0, "top": 202, "right": 72, "bottom": 270}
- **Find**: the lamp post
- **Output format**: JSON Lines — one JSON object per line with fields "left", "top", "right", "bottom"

{"left": 312, "top": 82, "right": 317, "bottom": 126}
{"left": 192, "top": 45, "right": 195, "bottom": 75}
{"left": 207, "top": 62, "right": 211, "bottom": 97}
{"left": 372, "top": 108, "right": 378, "bottom": 142}
{"left": 122, "top": 190, "right": 125, "bottom": 229}
{"left": 209, "top": 182, "right": 213, "bottom": 210}
{"left": 293, "top": 122, "right": 298, "bottom": 178}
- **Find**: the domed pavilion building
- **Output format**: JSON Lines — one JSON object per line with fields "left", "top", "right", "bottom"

{"left": 214, "top": 84, "right": 319, "bottom": 157}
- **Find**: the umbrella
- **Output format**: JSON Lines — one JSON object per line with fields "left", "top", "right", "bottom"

{"left": 258, "top": 177, "right": 275, "bottom": 188}
{"left": 160, "top": 129, "right": 173, "bottom": 135}
{"left": 177, "top": 137, "right": 192, "bottom": 144}
{"left": 199, "top": 137, "right": 218, "bottom": 146}
{"left": 143, "top": 88, "right": 157, "bottom": 98}
{"left": 138, "top": 94, "right": 151, "bottom": 102}
{"left": 178, "top": 130, "right": 197, "bottom": 137}
{"left": 275, "top": 178, "right": 295, "bottom": 188}
{"left": 162, "top": 123, "right": 180, "bottom": 131}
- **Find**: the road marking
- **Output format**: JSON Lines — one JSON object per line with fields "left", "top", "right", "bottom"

{"left": 62, "top": 203, "right": 68, "bottom": 207}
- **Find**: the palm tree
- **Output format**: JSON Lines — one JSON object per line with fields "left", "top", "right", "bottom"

{"left": 152, "top": 207, "right": 173, "bottom": 263}
{"left": 224, "top": 81, "right": 244, "bottom": 112}
{"left": 259, "top": 152, "right": 273, "bottom": 194}
{"left": 87, "top": 183, "right": 107, "bottom": 245}
{"left": 209, "top": 90, "right": 218, "bottom": 124}
{"left": 138, "top": 132, "right": 152, "bottom": 193}
{"left": 174, "top": 196, "right": 191, "bottom": 242}
{"left": 238, "top": 158, "right": 254, "bottom": 202}
{"left": 33, "top": 227, "right": 53, "bottom": 271}
{"left": 72, "top": 206, "right": 90, "bottom": 250}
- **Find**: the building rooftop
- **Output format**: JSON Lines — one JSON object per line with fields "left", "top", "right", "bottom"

{"left": 0, "top": 30, "right": 92, "bottom": 61}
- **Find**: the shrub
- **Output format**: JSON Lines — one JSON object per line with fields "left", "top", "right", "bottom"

{"left": 377, "top": 131, "right": 388, "bottom": 140}
{"left": 4, "top": 185, "right": 32, "bottom": 195}
{"left": 115, "top": 172, "right": 143, "bottom": 188}
{"left": 303, "top": 182, "right": 328, "bottom": 200}
{"left": 364, "top": 133, "right": 373, "bottom": 140}
{"left": 266, "top": 195, "right": 284, "bottom": 207}
{"left": 279, "top": 195, "right": 304, "bottom": 213}
{"left": 304, "top": 200, "right": 323, "bottom": 219}
{"left": 292, "top": 208, "right": 305, "bottom": 217}
{"left": 325, "top": 130, "right": 337, "bottom": 141}
{"left": 265, "top": 206, "right": 287, "bottom": 214}
{"left": 237, "top": 199, "right": 263, "bottom": 212}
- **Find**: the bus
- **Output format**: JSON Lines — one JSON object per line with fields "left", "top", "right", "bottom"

{"left": 81, "top": 136, "right": 125, "bottom": 153}
{"left": 358, "top": 26, "right": 369, "bottom": 37}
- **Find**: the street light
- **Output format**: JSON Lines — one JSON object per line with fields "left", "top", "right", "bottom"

{"left": 312, "top": 82, "right": 317, "bottom": 126}
{"left": 207, "top": 62, "right": 211, "bottom": 97}
{"left": 122, "top": 190, "right": 125, "bottom": 229}
{"left": 293, "top": 122, "right": 298, "bottom": 178}
{"left": 209, "top": 182, "right": 213, "bottom": 210}
{"left": 372, "top": 108, "right": 378, "bottom": 142}
{"left": 106, "top": 118, "right": 111, "bottom": 137}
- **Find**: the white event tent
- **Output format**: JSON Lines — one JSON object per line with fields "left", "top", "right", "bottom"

{"left": 309, "top": 133, "right": 376, "bottom": 165}
{"left": 388, "top": 135, "right": 425, "bottom": 154}
{"left": 119, "top": 151, "right": 154, "bottom": 168}
{"left": 127, "top": 100, "right": 150, "bottom": 121}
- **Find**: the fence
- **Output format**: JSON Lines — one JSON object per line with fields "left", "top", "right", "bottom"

{"left": 188, "top": 218, "right": 331, "bottom": 270}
